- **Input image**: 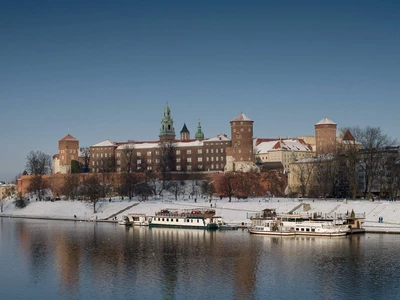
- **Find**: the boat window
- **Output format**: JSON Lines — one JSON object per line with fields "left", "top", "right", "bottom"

{"left": 301, "top": 228, "right": 304, "bottom": 231}
{"left": 311, "top": 229, "right": 315, "bottom": 232}
{"left": 167, "top": 218, "right": 169, "bottom": 222}
{"left": 162, "top": 218, "right": 164, "bottom": 221}
{"left": 176, "top": 219, "right": 179, "bottom": 222}
{"left": 197, "top": 220, "right": 199, "bottom": 223}
{"left": 306, "top": 228, "right": 310, "bottom": 232}
{"left": 296, "top": 228, "right": 299, "bottom": 231}
{"left": 191, "top": 219, "right": 193, "bottom": 223}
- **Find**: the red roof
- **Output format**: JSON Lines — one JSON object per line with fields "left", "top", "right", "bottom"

{"left": 59, "top": 134, "right": 78, "bottom": 141}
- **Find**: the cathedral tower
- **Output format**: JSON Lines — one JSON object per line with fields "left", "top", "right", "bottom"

{"left": 159, "top": 102, "right": 175, "bottom": 142}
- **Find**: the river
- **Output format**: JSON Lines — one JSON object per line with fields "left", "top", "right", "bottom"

{"left": 1, "top": 218, "right": 399, "bottom": 300}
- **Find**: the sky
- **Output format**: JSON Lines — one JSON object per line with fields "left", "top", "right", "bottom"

{"left": 1, "top": 0, "right": 399, "bottom": 182}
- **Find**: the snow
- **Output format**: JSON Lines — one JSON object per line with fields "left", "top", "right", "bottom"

{"left": 2, "top": 196, "right": 400, "bottom": 232}
{"left": 91, "top": 139, "right": 116, "bottom": 147}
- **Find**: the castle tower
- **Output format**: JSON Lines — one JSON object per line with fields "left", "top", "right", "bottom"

{"left": 194, "top": 119, "right": 204, "bottom": 139}
{"left": 180, "top": 123, "right": 190, "bottom": 140}
{"left": 225, "top": 113, "right": 258, "bottom": 172}
{"left": 159, "top": 102, "right": 175, "bottom": 142}
{"left": 58, "top": 133, "right": 79, "bottom": 174}
{"left": 315, "top": 117, "right": 337, "bottom": 155}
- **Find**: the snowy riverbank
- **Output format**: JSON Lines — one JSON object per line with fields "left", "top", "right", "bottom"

{"left": 1, "top": 196, "right": 400, "bottom": 233}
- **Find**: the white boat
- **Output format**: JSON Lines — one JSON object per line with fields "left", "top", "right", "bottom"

{"left": 249, "top": 219, "right": 295, "bottom": 236}
{"left": 248, "top": 209, "right": 349, "bottom": 237}
{"left": 119, "top": 213, "right": 150, "bottom": 226}
{"left": 149, "top": 208, "right": 218, "bottom": 230}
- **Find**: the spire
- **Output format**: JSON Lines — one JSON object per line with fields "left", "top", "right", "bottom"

{"left": 159, "top": 101, "right": 175, "bottom": 141}
{"left": 195, "top": 119, "right": 204, "bottom": 139}
{"left": 180, "top": 123, "right": 190, "bottom": 140}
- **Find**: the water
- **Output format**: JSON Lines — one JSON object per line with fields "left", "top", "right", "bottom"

{"left": 1, "top": 218, "right": 400, "bottom": 300}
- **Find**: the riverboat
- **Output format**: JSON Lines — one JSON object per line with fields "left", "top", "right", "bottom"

{"left": 248, "top": 209, "right": 349, "bottom": 237}
{"left": 119, "top": 213, "right": 150, "bottom": 226}
{"left": 249, "top": 219, "right": 295, "bottom": 236}
{"left": 149, "top": 208, "right": 218, "bottom": 230}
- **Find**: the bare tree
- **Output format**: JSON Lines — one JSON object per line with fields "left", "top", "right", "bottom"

{"left": 235, "top": 170, "right": 262, "bottom": 199}
{"left": 217, "top": 173, "right": 237, "bottom": 202}
{"left": 27, "top": 175, "right": 49, "bottom": 200}
{"left": 201, "top": 181, "right": 215, "bottom": 200}
{"left": 158, "top": 141, "right": 176, "bottom": 186}
{"left": 293, "top": 160, "right": 315, "bottom": 197}
{"left": 81, "top": 175, "right": 102, "bottom": 213}
{"left": 166, "top": 181, "right": 185, "bottom": 200}
{"left": 351, "top": 126, "right": 395, "bottom": 198}
{"left": 60, "top": 174, "right": 81, "bottom": 200}
{"left": 80, "top": 147, "right": 90, "bottom": 173}
{"left": 26, "top": 150, "right": 52, "bottom": 175}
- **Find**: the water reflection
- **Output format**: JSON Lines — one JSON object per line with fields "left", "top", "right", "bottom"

{"left": 1, "top": 219, "right": 400, "bottom": 299}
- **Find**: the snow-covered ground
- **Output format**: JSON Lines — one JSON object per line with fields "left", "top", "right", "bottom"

{"left": 1, "top": 195, "right": 400, "bottom": 233}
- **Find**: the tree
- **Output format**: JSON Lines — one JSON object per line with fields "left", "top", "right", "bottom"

{"left": 26, "top": 150, "right": 52, "bottom": 175}
{"left": 166, "top": 181, "right": 185, "bottom": 200}
{"left": 235, "top": 170, "right": 262, "bottom": 199}
{"left": 14, "top": 193, "right": 27, "bottom": 209}
{"left": 71, "top": 160, "right": 81, "bottom": 173}
{"left": 201, "top": 181, "right": 215, "bottom": 200}
{"left": 80, "top": 147, "right": 90, "bottom": 172}
{"left": 293, "top": 160, "right": 315, "bottom": 197}
{"left": 27, "top": 175, "right": 49, "bottom": 200}
{"left": 351, "top": 126, "right": 395, "bottom": 198}
{"left": 218, "top": 173, "right": 237, "bottom": 202}
{"left": 60, "top": 174, "right": 81, "bottom": 200}
{"left": 81, "top": 175, "right": 102, "bottom": 213}
{"left": 120, "top": 173, "right": 138, "bottom": 200}
{"left": 158, "top": 141, "right": 176, "bottom": 186}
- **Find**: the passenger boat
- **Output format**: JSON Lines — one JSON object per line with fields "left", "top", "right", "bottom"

{"left": 249, "top": 219, "right": 295, "bottom": 236}
{"left": 149, "top": 208, "right": 218, "bottom": 230}
{"left": 119, "top": 213, "right": 150, "bottom": 226}
{"left": 214, "top": 216, "right": 239, "bottom": 230}
{"left": 248, "top": 209, "right": 349, "bottom": 237}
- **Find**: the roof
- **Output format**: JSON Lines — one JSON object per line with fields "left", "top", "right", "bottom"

{"left": 91, "top": 139, "right": 116, "bottom": 147}
{"left": 180, "top": 123, "right": 190, "bottom": 133}
{"left": 255, "top": 139, "right": 312, "bottom": 154}
{"left": 204, "top": 134, "right": 230, "bottom": 142}
{"left": 231, "top": 113, "right": 253, "bottom": 122}
{"left": 342, "top": 129, "right": 355, "bottom": 141}
{"left": 59, "top": 134, "right": 78, "bottom": 141}
{"left": 315, "top": 117, "right": 336, "bottom": 126}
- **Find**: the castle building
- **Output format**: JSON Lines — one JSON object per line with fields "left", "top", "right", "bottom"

{"left": 315, "top": 117, "right": 337, "bottom": 155}
{"left": 53, "top": 134, "right": 79, "bottom": 174}
{"left": 225, "top": 113, "right": 258, "bottom": 172}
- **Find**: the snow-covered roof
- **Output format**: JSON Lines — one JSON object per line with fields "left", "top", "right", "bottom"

{"left": 174, "top": 140, "right": 204, "bottom": 147}
{"left": 231, "top": 113, "right": 252, "bottom": 122}
{"left": 91, "top": 139, "right": 116, "bottom": 147}
{"left": 255, "top": 139, "right": 312, "bottom": 154}
{"left": 315, "top": 117, "right": 336, "bottom": 126}
{"left": 205, "top": 134, "right": 230, "bottom": 142}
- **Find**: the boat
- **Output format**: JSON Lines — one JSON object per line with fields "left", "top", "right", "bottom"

{"left": 149, "top": 208, "right": 218, "bottom": 230}
{"left": 119, "top": 213, "right": 150, "bottom": 226}
{"left": 248, "top": 209, "right": 349, "bottom": 237}
{"left": 248, "top": 219, "right": 295, "bottom": 236}
{"left": 214, "top": 216, "right": 239, "bottom": 230}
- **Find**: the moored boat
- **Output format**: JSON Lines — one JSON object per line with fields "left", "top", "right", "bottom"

{"left": 249, "top": 219, "right": 295, "bottom": 236}
{"left": 149, "top": 208, "right": 218, "bottom": 230}
{"left": 119, "top": 213, "right": 150, "bottom": 226}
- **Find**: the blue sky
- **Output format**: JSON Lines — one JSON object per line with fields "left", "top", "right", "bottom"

{"left": 1, "top": 0, "right": 399, "bottom": 182}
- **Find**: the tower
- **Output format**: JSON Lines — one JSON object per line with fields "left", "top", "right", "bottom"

{"left": 180, "top": 123, "right": 190, "bottom": 140}
{"left": 225, "top": 113, "right": 258, "bottom": 172}
{"left": 58, "top": 133, "right": 79, "bottom": 174}
{"left": 315, "top": 117, "right": 337, "bottom": 155}
{"left": 159, "top": 102, "right": 175, "bottom": 142}
{"left": 194, "top": 119, "right": 204, "bottom": 139}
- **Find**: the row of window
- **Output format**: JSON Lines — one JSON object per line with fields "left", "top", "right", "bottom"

{"left": 92, "top": 153, "right": 113, "bottom": 158}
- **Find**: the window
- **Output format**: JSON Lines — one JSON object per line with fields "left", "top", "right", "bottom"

{"left": 176, "top": 165, "right": 181, "bottom": 170}
{"left": 216, "top": 149, "right": 219, "bottom": 153}
{"left": 117, "top": 160, "right": 121, "bottom": 165}
{"left": 137, "top": 152, "right": 141, "bottom": 156}
{"left": 156, "top": 151, "right": 159, "bottom": 155}
{"left": 176, "top": 150, "right": 180, "bottom": 155}
{"left": 221, "top": 156, "right": 224, "bottom": 161}
{"left": 101, "top": 153, "right": 103, "bottom": 158}
{"left": 92, "top": 161, "right": 95, "bottom": 166}
{"left": 117, "top": 153, "right": 120, "bottom": 157}
{"left": 216, "top": 157, "right": 219, "bottom": 161}
{"left": 211, "top": 149, "right": 214, "bottom": 153}
{"left": 105, "top": 153, "right": 108, "bottom": 158}
{"left": 187, "top": 149, "right": 191, "bottom": 154}
{"left": 198, "top": 157, "right": 202, "bottom": 162}
{"left": 187, "top": 158, "right": 192, "bottom": 163}
{"left": 211, "top": 157, "right": 214, "bottom": 161}
{"left": 156, "top": 159, "right": 159, "bottom": 163}
{"left": 198, "top": 164, "right": 203, "bottom": 169}
{"left": 187, "top": 165, "right": 192, "bottom": 170}
{"left": 198, "top": 149, "right": 202, "bottom": 154}
{"left": 147, "top": 159, "right": 151, "bottom": 164}
{"left": 147, "top": 151, "right": 151, "bottom": 156}
{"left": 137, "top": 159, "right": 141, "bottom": 164}
{"left": 206, "top": 157, "right": 209, "bottom": 162}
{"left": 177, "top": 158, "right": 181, "bottom": 163}
{"left": 206, "top": 149, "right": 209, "bottom": 154}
